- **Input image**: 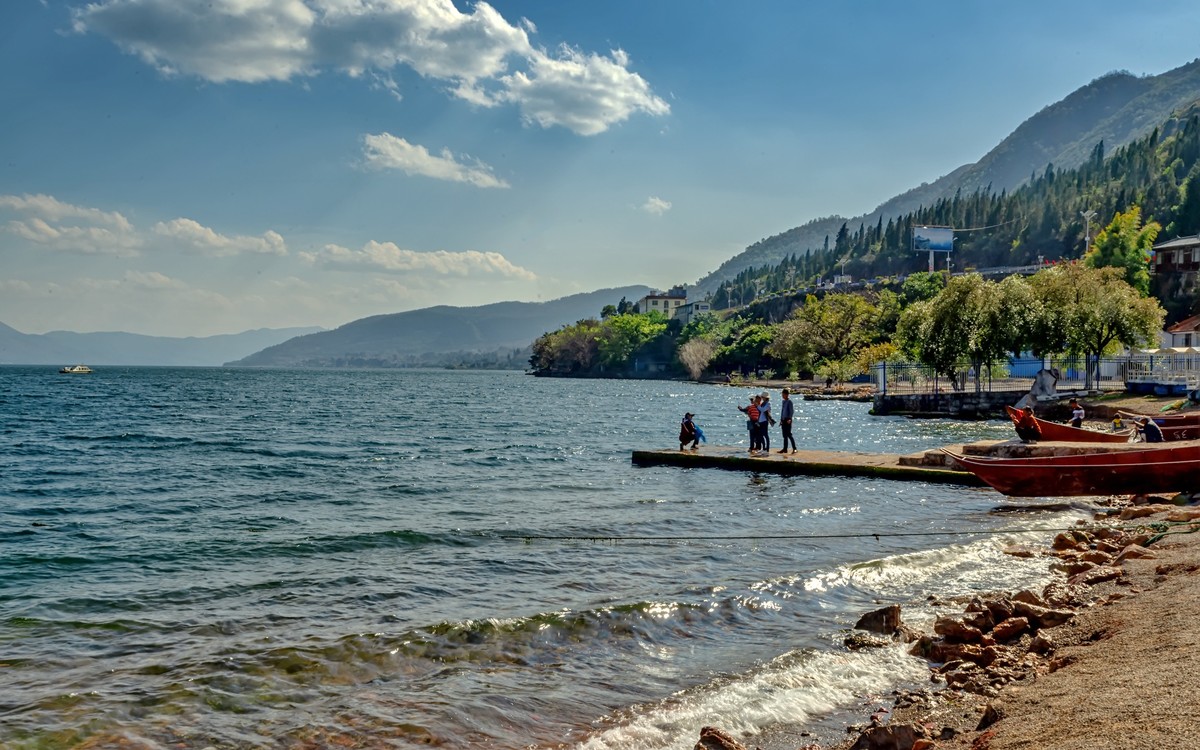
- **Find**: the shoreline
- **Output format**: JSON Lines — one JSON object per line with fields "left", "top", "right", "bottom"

{"left": 695, "top": 498, "right": 1200, "bottom": 750}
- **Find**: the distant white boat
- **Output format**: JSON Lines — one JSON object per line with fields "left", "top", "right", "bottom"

{"left": 59, "top": 364, "right": 93, "bottom": 374}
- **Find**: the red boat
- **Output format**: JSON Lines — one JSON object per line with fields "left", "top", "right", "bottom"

{"left": 1118, "top": 411, "right": 1200, "bottom": 441}
{"left": 1004, "top": 406, "right": 1132, "bottom": 443}
{"left": 942, "top": 444, "right": 1200, "bottom": 497}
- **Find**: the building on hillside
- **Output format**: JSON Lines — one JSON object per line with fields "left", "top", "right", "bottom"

{"left": 1152, "top": 234, "right": 1200, "bottom": 296}
{"left": 634, "top": 285, "right": 688, "bottom": 317}
{"left": 675, "top": 300, "right": 712, "bottom": 326}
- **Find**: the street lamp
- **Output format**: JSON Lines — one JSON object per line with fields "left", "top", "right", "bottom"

{"left": 1081, "top": 209, "right": 1097, "bottom": 253}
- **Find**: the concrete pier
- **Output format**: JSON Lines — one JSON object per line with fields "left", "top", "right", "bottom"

{"left": 631, "top": 445, "right": 989, "bottom": 486}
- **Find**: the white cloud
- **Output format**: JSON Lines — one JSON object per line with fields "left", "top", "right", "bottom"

{"left": 0, "top": 193, "right": 142, "bottom": 256}
{"left": 153, "top": 218, "right": 288, "bottom": 256}
{"left": 1, "top": 194, "right": 289, "bottom": 259}
{"left": 362, "top": 133, "right": 509, "bottom": 188}
{"left": 71, "top": 0, "right": 669, "bottom": 135}
{"left": 307, "top": 240, "right": 537, "bottom": 280}
{"left": 500, "top": 46, "right": 670, "bottom": 136}
{"left": 642, "top": 196, "right": 672, "bottom": 215}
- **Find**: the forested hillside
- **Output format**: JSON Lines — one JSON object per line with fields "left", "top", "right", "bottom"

{"left": 696, "top": 59, "right": 1200, "bottom": 294}
{"left": 711, "top": 105, "right": 1200, "bottom": 322}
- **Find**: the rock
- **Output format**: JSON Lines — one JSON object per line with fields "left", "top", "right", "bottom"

{"left": 1011, "top": 601, "right": 1074, "bottom": 629}
{"left": 1166, "top": 507, "right": 1200, "bottom": 521}
{"left": 1028, "top": 633, "right": 1054, "bottom": 654}
{"left": 976, "top": 702, "right": 1006, "bottom": 731}
{"left": 855, "top": 604, "right": 903, "bottom": 635}
{"left": 1080, "top": 550, "right": 1113, "bottom": 565}
{"left": 1067, "top": 565, "right": 1123, "bottom": 587}
{"left": 984, "top": 597, "right": 1014, "bottom": 623}
{"left": 846, "top": 631, "right": 892, "bottom": 650}
{"left": 991, "top": 616, "right": 1029, "bottom": 641}
{"left": 849, "top": 723, "right": 930, "bottom": 750}
{"left": 1119, "top": 504, "right": 1176, "bottom": 520}
{"left": 1002, "top": 544, "right": 1040, "bottom": 558}
{"left": 1012, "top": 589, "right": 1045, "bottom": 607}
{"left": 1115, "top": 544, "right": 1157, "bottom": 562}
{"left": 1051, "top": 532, "right": 1084, "bottom": 551}
{"left": 933, "top": 615, "right": 985, "bottom": 643}
{"left": 695, "top": 726, "right": 748, "bottom": 750}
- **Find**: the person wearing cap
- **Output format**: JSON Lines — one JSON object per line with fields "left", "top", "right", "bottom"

{"left": 1138, "top": 417, "right": 1164, "bottom": 443}
{"left": 679, "top": 412, "right": 700, "bottom": 450}
{"left": 757, "top": 391, "right": 773, "bottom": 454}
{"left": 777, "top": 388, "right": 797, "bottom": 453}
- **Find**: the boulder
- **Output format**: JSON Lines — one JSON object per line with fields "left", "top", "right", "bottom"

{"left": 849, "top": 723, "right": 930, "bottom": 750}
{"left": 991, "top": 616, "right": 1029, "bottom": 642}
{"left": 854, "top": 604, "right": 903, "bottom": 635}
{"left": 695, "top": 726, "right": 748, "bottom": 750}
{"left": 933, "top": 615, "right": 985, "bottom": 643}
{"left": 1067, "top": 565, "right": 1122, "bottom": 587}
{"left": 1115, "top": 544, "right": 1157, "bottom": 563}
{"left": 1011, "top": 601, "right": 1073, "bottom": 629}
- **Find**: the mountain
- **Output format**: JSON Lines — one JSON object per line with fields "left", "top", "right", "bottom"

{"left": 694, "top": 58, "right": 1200, "bottom": 293}
{"left": 0, "top": 323, "right": 324, "bottom": 366}
{"left": 226, "top": 286, "right": 652, "bottom": 368}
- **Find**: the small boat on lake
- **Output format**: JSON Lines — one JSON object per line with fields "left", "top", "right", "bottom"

{"left": 1004, "top": 405, "right": 1131, "bottom": 443}
{"left": 58, "top": 364, "right": 93, "bottom": 374}
{"left": 942, "top": 444, "right": 1200, "bottom": 497}
{"left": 1118, "top": 410, "right": 1200, "bottom": 441}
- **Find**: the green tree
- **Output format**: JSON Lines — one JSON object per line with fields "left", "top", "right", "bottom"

{"left": 597, "top": 312, "right": 668, "bottom": 369}
{"left": 1085, "top": 206, "right": 1159, "bottom": 295}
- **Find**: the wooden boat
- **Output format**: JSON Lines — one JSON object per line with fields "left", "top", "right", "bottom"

{"left": 1116, "top": 411, "right": 1200, "bottom": 441}
{"left": 942, "top": 444, "right": 1200, "bottom": 497}
{"left": 1004, "top": 406, "right": 1132, "bottom": 443}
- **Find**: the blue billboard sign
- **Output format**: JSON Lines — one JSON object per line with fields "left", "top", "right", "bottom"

{"left": 913, "top": 226, "right": 954, "bottom": 252}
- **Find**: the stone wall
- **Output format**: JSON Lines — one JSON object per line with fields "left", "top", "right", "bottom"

{"left": 872, "top": 389, "right": 1028, "bottom": 418}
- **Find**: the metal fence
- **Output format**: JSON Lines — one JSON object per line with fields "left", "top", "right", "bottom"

{"left": 872, "top": 356, "right": 1138, "bottom": 396}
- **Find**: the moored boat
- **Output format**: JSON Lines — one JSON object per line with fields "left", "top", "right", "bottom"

{"left": 942, "top": 443, "right": 1200, "bottom": 496}
{"left": 58, "top": 364, "right": 93, "bottom": 374}
{"left": 1004, "top": 405, "right": 1131, "bottom": 443}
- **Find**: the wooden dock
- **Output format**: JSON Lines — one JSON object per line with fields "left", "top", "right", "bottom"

{"left": 631, "top": 445, "right": 989, "bottom": 487}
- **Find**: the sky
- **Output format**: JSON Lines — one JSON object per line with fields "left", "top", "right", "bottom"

{"left": 3, "top": 1, "right": 1200, "bottom": 337}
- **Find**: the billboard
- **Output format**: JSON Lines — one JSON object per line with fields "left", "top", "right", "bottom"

{"left": 913, "top": 226, "right": 954, "bottom": 252}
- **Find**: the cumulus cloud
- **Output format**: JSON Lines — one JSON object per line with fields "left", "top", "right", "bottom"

{"left": 153, "top": 218, "right": 288, "bottom": 256}
{"left": 0, "top": 193, "right": 142, "bottom": 256}
{"left": 307, "top": 240, "right": 537, "bottom": 280}
{"left": 71, "top": 0, "right": 669, "bottom": 135}
{"left": 641, "top": 196, "right": 671, "bottom": 215}
{"left": 362, "top": 133, "right": 509, "bottom": 188}
{"left": 0, "top": 193, "right": 288, "bottom": 259}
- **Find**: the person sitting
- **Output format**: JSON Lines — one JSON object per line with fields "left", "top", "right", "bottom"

{"left": 679, "top": 412, "right": 700, "bottom": 450}
{"left": 1014, "top": 407, "right": 1041, "bottom": 443}
{"left": 1138, "top": 417, "right": 1164, "bottom": 443}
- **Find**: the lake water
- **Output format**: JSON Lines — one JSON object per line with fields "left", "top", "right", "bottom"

{"left": 0, "top": 367, "right": 1083, "bottom": 749}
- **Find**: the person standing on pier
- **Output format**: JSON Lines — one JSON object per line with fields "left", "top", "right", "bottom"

{"left": 757, "top": 391, "right": 773, "bottom": 454}
{"left": 777, "top": 388, "right": 797, "bottom": 453}
{"left": 1069, "top": 399, "right": 1085, "bottom": 428}
{"left": 738, "top": 395, "right": 761, "bottom": 453}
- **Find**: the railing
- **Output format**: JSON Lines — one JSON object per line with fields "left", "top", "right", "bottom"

{"left": 872, "top": 356, "right": 1136, "bottom": 395}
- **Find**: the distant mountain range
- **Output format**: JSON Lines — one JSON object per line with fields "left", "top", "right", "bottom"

{"left": 226, "top": 286, "right": 650, "bottom": 368}
{"left": 0, "top": 323, "right": 324, "bottom": 366}
{"left": 694, "top": 58, "right": 1200, "bottom": 294}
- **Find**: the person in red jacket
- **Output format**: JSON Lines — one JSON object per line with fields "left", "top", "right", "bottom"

{"left": 738, "top": 395, "right": 761, "bottom": 453}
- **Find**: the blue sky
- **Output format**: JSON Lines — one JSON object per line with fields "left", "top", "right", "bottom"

{"left": 3, "top": 1, "right": 1199, "bottom": 337}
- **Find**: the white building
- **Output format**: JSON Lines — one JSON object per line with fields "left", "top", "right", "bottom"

{"left": 634, "top": 285, "right": 688, "bottom": 318}
{"left": 675, "top": 300, "right": 712, "bottom": 325}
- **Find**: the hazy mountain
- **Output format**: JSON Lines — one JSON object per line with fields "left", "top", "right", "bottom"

{"left": 227, "top": 286, "right": 652, "bottom": 368}
{"left": 695, "top": 58, "right": 1200, "bottom": 293}
{"left": 0, "top": 323, "right": 324, "bottom": 366}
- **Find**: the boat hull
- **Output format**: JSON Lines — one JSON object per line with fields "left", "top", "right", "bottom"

{"left": 943, "top": 444, "right": 1200, "bottom": 497}
{"left": 1004, "top": 406, "right": 1131, "bottom": 443}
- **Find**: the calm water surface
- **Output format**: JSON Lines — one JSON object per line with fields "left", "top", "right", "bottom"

{"left": 0, "top": 367, "right": 1081, "bottom": 749}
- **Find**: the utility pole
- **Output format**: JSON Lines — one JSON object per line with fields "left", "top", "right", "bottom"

{"left": 1081, "top": 209, "right": 1097, "bottom": 253}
